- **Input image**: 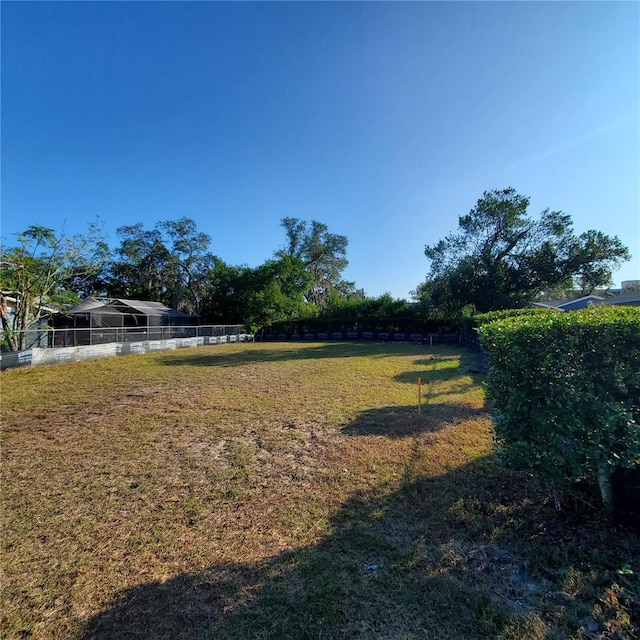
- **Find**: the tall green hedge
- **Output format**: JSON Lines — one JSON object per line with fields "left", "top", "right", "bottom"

{"left": 473, "top": 307, "right": 559, "bottom": 328}
{"left": 479, "top": 305, "right": 640, "bottom": 510}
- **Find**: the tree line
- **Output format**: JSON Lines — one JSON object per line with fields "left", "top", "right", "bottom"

{"left": 1, "top": 188, "right": 631, "bottom": 350}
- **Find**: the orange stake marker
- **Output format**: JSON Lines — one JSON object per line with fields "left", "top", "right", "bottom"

{"left": 418, "top": 376, "right": 422, "bottom": 414}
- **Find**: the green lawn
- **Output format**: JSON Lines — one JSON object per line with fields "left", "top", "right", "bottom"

{"left": 1, "top": 342, "right": 637, "bottom": 639}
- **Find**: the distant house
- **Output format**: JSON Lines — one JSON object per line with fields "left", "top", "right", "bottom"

{"left": 1, "top": 292, "right": 61, "bottom": 350}
{"left": 533, "top": 295, "right": 605, "bottom": 312}
{"left": 50, "top": 297, "right": 198, "bottom": 345}
{"left": 534, "top": 292, "right": 640, "bottom": 311}
{"left": 604, "top": 294, "right": 640, "bottom": 308}
{"left": 1, "top": 293, "right": 60, "bottom": 329}
{"left": 53, "top": 297, "right": 197, "bottom": 330}
{"left": 0, "top": 294, "right": 18, "bottom": 328}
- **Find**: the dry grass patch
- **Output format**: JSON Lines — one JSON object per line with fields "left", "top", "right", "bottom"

{"left": 1, "top": 341, "right": 638, "bottom": 639}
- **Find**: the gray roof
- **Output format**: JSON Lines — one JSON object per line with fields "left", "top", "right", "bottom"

{"left": 65, "top": 297, "right": 113, "bottom": 314}
{"left": 107, "top": 299, "right": 193, "bottom": 317}
{"left": 604, "top": 294, "right": 640, "bottom": 306}
{"left": 64, "top": 298, "right": 194, "bottom": 318}
{"left": 534, "top": 295, "right": 604, "bottom": 310}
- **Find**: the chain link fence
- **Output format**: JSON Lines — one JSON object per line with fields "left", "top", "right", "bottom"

{"left": 1, "top": 325, "right": 252, "bottom": 370}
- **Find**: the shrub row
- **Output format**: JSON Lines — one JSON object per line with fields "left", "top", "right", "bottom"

{"left": 479, "top": 305, "right": 640, "bottom": 512}
{"left": 473, "top": 307, "right": 559, "bottom": 328}
{"left": 257, "top": 330, "right": 461, "bottom": 344}
{"left": 264, "top": 316, "right": 461, "bottom": 337}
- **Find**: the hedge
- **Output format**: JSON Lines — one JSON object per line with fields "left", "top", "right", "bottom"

{"left": 479, "top": 305, "right": 640, "bottom": 511}
{"left": 473, "top": 307, "right": 559, "bottom": 328}
{"left": 264, "top": 315, "right": 460, "bottom": 337}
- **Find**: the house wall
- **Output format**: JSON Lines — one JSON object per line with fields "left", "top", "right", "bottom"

{"left": 560, "top": 298, "right": 605, "bottom": 311}
{"left": 1, "top": 297, "right": 17, "bottom": 327}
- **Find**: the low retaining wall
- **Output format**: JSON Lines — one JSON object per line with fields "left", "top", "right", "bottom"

{"left": 0, "top": 334, "right": 254, "bottom": 371}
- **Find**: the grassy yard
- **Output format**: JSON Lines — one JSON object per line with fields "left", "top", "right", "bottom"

{"left": 1, "top": 341, "right": 638, "bottom": 639}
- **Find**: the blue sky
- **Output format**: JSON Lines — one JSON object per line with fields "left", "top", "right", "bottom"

{"left": 2, "top": 1, "right": 639, "bottom": 299}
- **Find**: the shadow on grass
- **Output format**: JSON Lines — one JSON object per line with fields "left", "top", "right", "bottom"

{"left": 77, "top": 405, "right": 640, "bottom": 640}
{"left": 341, "top": 404, "right": 490, "bottom": 438}
{"left": 393, "top": 353, "right": 486, "bottom": 388}
{"left": 77, "top": 461, "right": 640, "bottom": 640}
{"left": 157, "top": 342, "right": 464, "bottom": 369}
{"left": 77, "top": 463, "right": 518, "bottom": 640}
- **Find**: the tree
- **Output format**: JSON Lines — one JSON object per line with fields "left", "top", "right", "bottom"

{"left": 201, "top": 256, "right": 313, "bottom": 333}
{"left": 158, "top": 218, "right": 214, "bottom": 315}
{"left": 246, "top": 256, "right": 314, "bottom": 332}
{"left": 108, "top": 218, "right": 215, "bottom": 314}
{"left": 277, "top": 218, "right": 350, "bottom": 308}
{"left": 0, "top": 222, "right": 108, "bottom": 350}
{"left": 420, "top": 188, "right": 630, "bottom": 314}
{"left": 199, "top": 259, "right": 247, "bottom": 324}
{"left": 319, "top": 292, "right": 411, "bottom": 332}
{"left": 108, "top": 223, "right": 173, "bottom": 303}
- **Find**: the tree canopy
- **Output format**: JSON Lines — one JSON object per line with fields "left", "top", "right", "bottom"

{"left": 0, "top": 221, "right": 109, "bottom": 350}
{"left": 1, "top": 194, "right": 633, "bottom": 351}
{"left": 200, "top": 255, "right": 314, "bottom": 333}
{"left": 276, "top": 217, "right": 352, "bottom": 307}
{"left": 419, "top": 188, "right": 630, "bottom": 314}
{"left": 108, "top": 218, "right": 215, "bottom": 314}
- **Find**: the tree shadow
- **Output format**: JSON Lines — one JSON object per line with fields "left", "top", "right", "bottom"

{"left": 393, "top": 353, "right": 486, "bottom": 389}
{"left": 76, "top": 405, "right": 639, "bottom": 640}
{"left": 156, "top": 341, "right": 436, "bottom": 369}
{"left": 77, "top": 461, "right": 530, "bottom": 640}
{"left": 340, "top": 404, "right": 490, "bottom": 438}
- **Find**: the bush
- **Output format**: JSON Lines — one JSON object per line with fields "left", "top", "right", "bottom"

{"left": 473, "top": 307, "right": 558, "bottom": 329}
{"left": 479, "top": 305, "right": 640, "bottom": 511}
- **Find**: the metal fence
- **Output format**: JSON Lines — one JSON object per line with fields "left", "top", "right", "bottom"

{"left": 3, "top": 324, "right": 249, "bottom": 351}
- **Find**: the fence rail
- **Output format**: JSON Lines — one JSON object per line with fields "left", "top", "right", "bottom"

{"left": 2, "top": 324, "right": 248, "bottom": 351}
